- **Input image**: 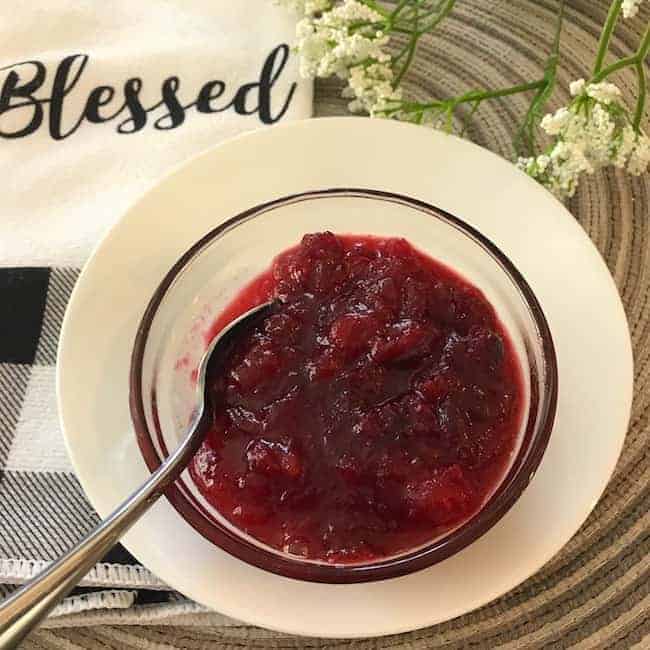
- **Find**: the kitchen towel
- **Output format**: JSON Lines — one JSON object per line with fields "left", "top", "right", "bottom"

{"left": 0, "top": 0, "right": 310, "bottom": 621}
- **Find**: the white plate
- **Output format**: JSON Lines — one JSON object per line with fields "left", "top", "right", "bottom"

{"left": 57, "top": 117, "right": 633, "bottom": 638}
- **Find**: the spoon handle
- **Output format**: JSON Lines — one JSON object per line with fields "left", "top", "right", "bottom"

{"left": 0, "top": 427, "right": 198, "bottom": 649}
{"left": 0, "top": 301, "right": 273, "bottom": 647}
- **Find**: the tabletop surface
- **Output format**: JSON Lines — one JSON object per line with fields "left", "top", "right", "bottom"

{"left": 25, "top": 1, "right": 650, "bottom": 647}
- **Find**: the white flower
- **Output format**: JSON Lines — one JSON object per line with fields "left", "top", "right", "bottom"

{"left": 346, "top": 62, "right": 402, "bottom": 115}
{"left": 628, "top": 133, "right": 650, "bottom": 175}
{"left": 536, "top": 154, "right": 551, "bottom": 172}
{"left": 622, "top": 0, "right": 644, "bottom": 18}
{"left": 521, "top": 79, "right": 648, "bottom": 200}
{"left": 540, "top": 107, "right": 571, "bottom": 135}
{"left": 570, "top": 79, "right": 586, "bottom": 96}
{"left": 584, "top": 103, "right": 616, "bottom": 166}
{"left": 613, "top": 125, "right": 638, "bottom": 168}
{"left": 547, "top": 140, "right": 594, "bottom": 197}
{"left": 290, "top": 0, "right": 398, "bottom": 115}
{"left": 585, "top": 81, "right": 622, "bottom": 104}
{"left": 295, "top": 0, "right": 390, "bottom": 79}
{"left": 570, "top": 78, "right": 622, "bottom": 104}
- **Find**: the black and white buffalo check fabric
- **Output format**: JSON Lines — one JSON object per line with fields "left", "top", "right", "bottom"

{"left": 0, "top": 267, "right": 196, "bottom": 619}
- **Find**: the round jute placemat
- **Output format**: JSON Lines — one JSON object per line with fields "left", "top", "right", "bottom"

{"left": 29, "top": 1, "right": 649, "bottom": 647}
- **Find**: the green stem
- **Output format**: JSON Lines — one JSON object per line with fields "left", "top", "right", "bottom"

{"left": 593, "top": 0, "right": 622, "bottom": 75}
{"left": 391, "top": 25, "right": 423, "bottom": 35}
{"left": 389, "top": 0, "right": 457, "bottom": 87}
{"left": 590, "top": 25, "right": 649, "bottom": 130}
{"left": 349, "top": 20, "right": 417, "bottom": 36}
{"left": 634, "top": 58, "right": 647, "bottom": 130}
{"left": 449, "top": 80, "right": 545, "bottom": 104}
{"left": 393, "top": 3, "right": 422, "bottom": 87}
{"left": 382, "top": 79, "right": 545, "bottom": 116}
{"left": 592, "top": 52, "right": 640, "bottom": 81}
{"left": 396, "top": 3, "right": 451, "bottom": 31}
{"left": 416, "top": 0, "right": 456, "bottom": 35}
{"left": 389, "top": 0, "right": 412, "bottom": 21}
{"left": 549, "top": 0, "right": 565, "bottom": 62}
{"left": 394, "top": 32, "right": 419, "bottom": 85}
{"left": 392, "top": 40, "right": 414, "bottom": 64}
{"left": 592, "top": 25, "right": 650, "bottom": 81}
{"left": 513, "top": 0, "right": 565, "bottom": 156}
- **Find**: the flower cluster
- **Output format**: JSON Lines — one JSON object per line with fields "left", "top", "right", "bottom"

{"left": 276, "top": 0, "right": 648, "bottom": 201}
{"left": 622, "top": 0, "right": 645, "bottom": 19}
{"left": 295, "top": 1, "right": 390, "bottom": 77}
{"left": 343, "top": 62, "right": 403, "bottom": 114}
{"left": 283, "top": 0, "right": 402, "bottom": 114}
{"left": 518, "top": 79, "right": 650, "bottom": 199}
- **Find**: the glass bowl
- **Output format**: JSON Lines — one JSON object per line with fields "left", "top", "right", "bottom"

{"left": 129, "top": 188, "right": 557, "bottom": 583}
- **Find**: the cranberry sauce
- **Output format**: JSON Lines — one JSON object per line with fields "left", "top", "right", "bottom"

{"left": 189, "top": 232, "right": 523, "bottom": 563}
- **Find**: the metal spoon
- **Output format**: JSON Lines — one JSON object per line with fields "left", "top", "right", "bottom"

{"left": 0, "top": 300, "right": 275, "bottom": 648}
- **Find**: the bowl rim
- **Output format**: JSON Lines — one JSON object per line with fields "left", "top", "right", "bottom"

{"left": 129, "top": 187, "right": 558, "bottom": 583}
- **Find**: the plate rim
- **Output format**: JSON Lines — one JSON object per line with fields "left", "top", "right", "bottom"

{"left": 56, "top": 116, "right": 633, "bottom": 638}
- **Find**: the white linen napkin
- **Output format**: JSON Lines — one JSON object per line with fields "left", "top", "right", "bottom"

{"left": 0, "top": 0, "right": 311, "bottom": 267}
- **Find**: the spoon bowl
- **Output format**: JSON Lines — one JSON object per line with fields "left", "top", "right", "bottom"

{"left": 181, "top": 300, "right": 277, "bottom": 459}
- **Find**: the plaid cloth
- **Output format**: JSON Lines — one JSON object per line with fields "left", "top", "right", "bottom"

{"left": 0, "top": 266, "right": 192, "bottom": 616}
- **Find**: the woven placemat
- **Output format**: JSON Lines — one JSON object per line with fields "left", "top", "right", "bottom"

{"left": 26, "top": 1, "right": 649, "bottom": 647}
